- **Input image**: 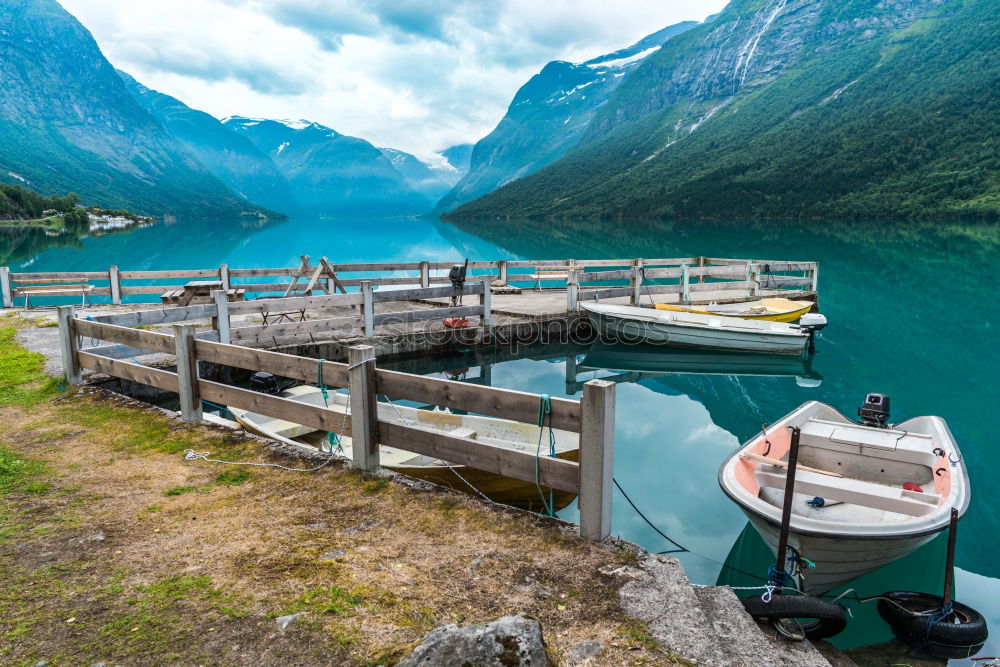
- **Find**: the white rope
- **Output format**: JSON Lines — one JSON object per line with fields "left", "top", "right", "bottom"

{"left": 184, "top": 448, "right": 337, "bottom": 472}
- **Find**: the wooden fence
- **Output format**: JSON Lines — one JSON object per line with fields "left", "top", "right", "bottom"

{"left": 77, "top": 282, "right": 491, "bottom": 353}
{"left": 57, "top": 305, "right": 615, "bottom": 541}
{"left": 1, "top": 256, "right": 818, "bottom": 308}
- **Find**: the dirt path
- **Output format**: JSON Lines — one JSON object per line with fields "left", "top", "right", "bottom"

{"left": 0, "top": 315, "right": 682, "bottom": 666}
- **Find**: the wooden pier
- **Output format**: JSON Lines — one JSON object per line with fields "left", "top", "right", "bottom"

{"left": 16, "top": 255, "right": 818, "bottom": 541}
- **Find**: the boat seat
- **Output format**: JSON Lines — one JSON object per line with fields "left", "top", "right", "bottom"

{"left": 755, "top": 467, "right": 939, "bottom": 517}
{"left": 265, "top": 418, "right": 316, "bottom": 439}
{"left": 449, "top": 426, "right": 478, "bottom": 440}
{"left": 799, "top": 419, "right": 936, "bottom": 465}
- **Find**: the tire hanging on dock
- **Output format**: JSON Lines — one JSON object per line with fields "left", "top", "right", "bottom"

{"left": 740, "top": 594, "right": 848, "bottom": 640}
{"left": 877, "top": 591, "right": 988, "bottom": 659}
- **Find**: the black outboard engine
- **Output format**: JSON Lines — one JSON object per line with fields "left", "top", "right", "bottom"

{"left": 449, "top": 259, "right": 468, "bottom": 306}
{"left": 858, "top": 392, "right": 890, "bottom": 428}
{"left": 250, "top": 371, "right": 280, "bottom": 395}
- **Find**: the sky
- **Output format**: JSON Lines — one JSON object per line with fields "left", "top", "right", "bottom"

{"left": 59, "top": 0, "right": 729, "bottom": 159}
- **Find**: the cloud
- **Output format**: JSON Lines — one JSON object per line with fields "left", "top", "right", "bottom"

{"left": 58, "top": 0, "right": 729, "bottom": 155}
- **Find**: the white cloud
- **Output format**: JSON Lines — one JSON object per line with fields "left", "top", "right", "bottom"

{"left": 58, "top": 0, "right": 729, "bottom": 157}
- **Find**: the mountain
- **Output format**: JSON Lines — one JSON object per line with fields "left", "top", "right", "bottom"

{"left": 377, "top": 147, "right": 453, "bottom": 204}
{"left": 440, "top": 144, "right": 474, "bottom": 179}
{"left": 117, "top": 71, "right": 297, "bottom": 214}
{"left": 0, "top": 0, "right": 265, "bottom": 219}
{"left": 433, "top": 22, "right": 699, "bottom": 214}
{"left": 224, "top": 117, "right": 428, "bottom": 216}
{"left": 448, "top": 0, "right": 1000, "bottom": 221}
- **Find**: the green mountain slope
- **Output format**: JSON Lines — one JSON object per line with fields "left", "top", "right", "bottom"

{"left": 0, "top": 0, "right": 264, "bottom": 219}
{"left": 448, "top": 0, "right": 1000, "bottom": 221}
{"left": 117, "top": 71, "right": 296, "bottom": 214}
{"left": 432, "top": 22, "right": 698, "bottom": 215}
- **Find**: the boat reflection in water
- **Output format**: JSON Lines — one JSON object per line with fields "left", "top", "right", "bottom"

{"left": 577, "top": 343, "right": 824, "bottom": 388}
{"left": 717, "top": 522, "right": 949, "bottom": 650}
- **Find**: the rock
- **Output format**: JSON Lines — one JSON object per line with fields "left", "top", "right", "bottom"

{"left": 596, "top": 563, "right": 645, "bottom": 580}
{"left": 275, "top": 612, "right": 305, "bottom": 633}
{"left": 565, "top": 640, "right": 603, "bottom": 665}
{"left": 85, "top": 532, "right": 106, "bottom": 542}
{"left": 303, "top": 522, "right": 328, "bottom": 530}
{"left": 320, "top": 550, "right": 346, "bottom": 561}
{"left": 32, "top": 661, "right": 48, "bottom": 667}
{"left": 89, "top": 662, "right": 107, "bottom": 667}
{"left": 398, "top": 613, "right": 548, "bottom": 667}
{"left": 342, "top": 519, "right": 378, "bottom": 534}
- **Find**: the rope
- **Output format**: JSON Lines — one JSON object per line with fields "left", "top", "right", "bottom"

{"left": 534, "top": 394, "right": 556, "bottom": 516}
{"left": 316, "top": 358, "right": 343, "bottom": 453}
{"left": 613, "top": 478, "right": 687, "bottom": 553}
{"left": 184, "top": 448, "right": 336, "bottom": 473}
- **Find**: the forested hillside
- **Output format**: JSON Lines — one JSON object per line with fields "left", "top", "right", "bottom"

{"left": 448, "top": 0, "right": 1000, "bottom": 221}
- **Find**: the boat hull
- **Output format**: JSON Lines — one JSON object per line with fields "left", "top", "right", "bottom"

{"left": 744, "top": 513, "right": 937, "bottom": 595}
{"left": 655, "top": 300, "right": 813, "bottom": 323}
{"left": 584, "top": 307, "right": 808, "bottom": 354}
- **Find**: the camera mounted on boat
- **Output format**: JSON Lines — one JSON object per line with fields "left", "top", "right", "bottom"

{"left": 449, "top": 259, "right": 469, "bottom": 306}
{"left": 858, "top": 392, "right": 890, "bottom": 428}
{"left": 250, "top": 372, "right": 280, "bottom": 395}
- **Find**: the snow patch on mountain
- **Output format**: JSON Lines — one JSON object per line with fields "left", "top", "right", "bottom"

{"left": 588, "top": 46, "right": 661, "bottom": 69}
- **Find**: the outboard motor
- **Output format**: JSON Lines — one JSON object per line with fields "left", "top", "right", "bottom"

{"left": 858, "top": 392, "right": 890, "bottom": 428}
{"left": 449, "top": 259, "right": 468, "bottom": 306}
{"left": 796, "top": 312, "right": 828, "bottom": 354}
{"left": 250, "top": 371, "right": 280, "bottom": 395}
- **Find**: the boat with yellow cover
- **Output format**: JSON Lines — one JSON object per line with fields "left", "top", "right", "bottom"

{"left": 230, "top": 385, "right": 579, "bottom": 512}
{"left": 654, "top": 297, "right": 814, "bottom": 322}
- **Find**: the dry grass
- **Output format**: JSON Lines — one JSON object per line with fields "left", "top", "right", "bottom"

{"left": 0, "top": 318, "right": 686, "bottom": 666}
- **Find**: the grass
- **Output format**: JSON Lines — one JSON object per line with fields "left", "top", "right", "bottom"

{"left": 163, "top": 485, "right": 198, "bottom": 496}
{"left": 214, "top": 468, "right": 251, "bottom": 485}
{"left": 279, "top": 585, "right": 363, "bottom": 617}
{"left": 0, "top": 323, "right": 64, "bottom": 407}
{"left": 361, "top": 477, "right": 389, "bottom": 496}
{"left": 0, "top": 446, "right": 47, "bottom": 496}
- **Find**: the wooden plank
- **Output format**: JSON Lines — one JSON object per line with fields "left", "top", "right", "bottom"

{"left": 11, "top": 271, "right": 107, "bottom": 280}
{"left": 227, "top": 292, "right": 363, "bottom": 315}
{"left": 212, "top": 290, "right": 231, "bottom": 345}
{"left": 370, "top": 283, "right": 483, "bottom": 304}
{"left": 757, "top": 276, "right": 813, "bottom": 287}
{"left": 374, "top": 369, "right": 581, "bottom": 431}
{"left": 642, "top": 257, "right": 699, "bottom": 266}
{"left": 689, "top": 280, "right": 754, "bottom": 292}
{"left": 229, "top": 315, "right": 358, "bottom": 343}
{"left": 579, "top": 379, "right": 615, "bottom": 540}
{"left": 78, "top": 351, "right": 179, "bottom": 391}
{"left": 89, "top": 303, "right": 218, "bottom": 327}
{"left": 14, "top": 287, "right": 110, "bottom": 298}
{"left": 194, "top": 339, "right": 350, "bottom": 386}
{"left": 361, "top": 282, "right": 374, "bottom": 337}
{"left": 121, "top": 285, "right": 187, "bottom": 295}
{"left": 227, "top": 267, "right": 302, "bottom": 277}
{"left": 318, "top": 257, "right": 348, "bottom": 294}
{"left": 378, "top": 421, "right": 579, "bottom": 493}
{"left": 371, "top": 305, "right": 482, "bottom": 326}
{"left": 331, "top": 262, "right": 424, "bottom": 272}
{"left": 579, "top": 269, "right": 633, "bottom": 283}
{"left": 197, "top": 379, "right": 352, "bottom": 435}
{"left": 348, "top": 346, "right": 378, "bottom": 471}
{"left": 578, "top": 287, "right": 632, "bottom": 301}
{"left": 73, "top": 318, "right": 176, "bottom": 353}
{"left": 118, "top": 269, "right": 219, "bottom": 280}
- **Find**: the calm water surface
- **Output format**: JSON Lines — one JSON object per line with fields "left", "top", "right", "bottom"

{"left": 5, "top": 215, "right": 998, "bottom": 655}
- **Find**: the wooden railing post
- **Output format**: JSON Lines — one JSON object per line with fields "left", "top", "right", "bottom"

{"left": 480, "top": 281, "right": 492, "bottom": 326}
{"left": 750, "top": 262, "right": 762, "bottom": 297}
{"left": 173, "top": 323, "right": 202, "bottom": 422}
{"left": 211, "top": 290, "right": 231, "bottom": 344}
{"left": 109, "top": 265, "right": 121, "bottom": 305}
{"left": 0, "top": 266, "right": 12, "bottom": 308}
{"left": 697, "top": 256, "right": 706, "bottom": 284}
{"left": 498, "top": 260, "right": 508, "bottom": 285}
{"left": 419, "top": 261, "right": 430, "bottom": 288}
{"left": 57, "top": 306, "right": 82, "bottom": 385}
{"left": 348, "top": 345, "right": 379, "bottom": 471}
{"left": 219, "top": 263, "right": 230, "bottom": 291}
{"left": 566, "top": 269, "right": 579, "bottom": 311}
{"left": 681, "top": 264, "right": 690, "bottom": 304}
{"left": 361, "top": 281, "right": 374, "bottom": 337}
{"left": 630, "top": 258, "right": 643, "bottom": 306}
{"left": 810, "top": 263, "right": 819, "bottom": 292}
{"left": 579, "top": 379, "right": 615, "bottom": 541}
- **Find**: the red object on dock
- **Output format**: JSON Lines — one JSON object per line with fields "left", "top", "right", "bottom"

{"left": 443, "top": 317, "right": 469, "bottom": 329}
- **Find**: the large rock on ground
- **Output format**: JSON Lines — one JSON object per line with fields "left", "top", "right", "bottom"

{"left": 398, "top": 613, "right": 548, "bottom": 666}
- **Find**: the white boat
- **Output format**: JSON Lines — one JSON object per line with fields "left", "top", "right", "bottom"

{"left": 718, "top": 397, "right": 970, "bottom": 595}
{"left": 580, "top": 303, "right": 826, "bottom": 355}
{"left": 229, "top": 385, "right": 580, "bottom": 511}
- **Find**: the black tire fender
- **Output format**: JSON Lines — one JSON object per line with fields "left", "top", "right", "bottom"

{"left": 876, "top": 591, "right": 988, "bottom": 659}
{"left": 740, "top": 594, "right": 848, "bottom": 640}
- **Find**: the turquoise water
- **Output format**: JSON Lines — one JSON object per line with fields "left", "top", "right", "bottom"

{"left": 5, "top": 215, "right": 999, "bottom": 656}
